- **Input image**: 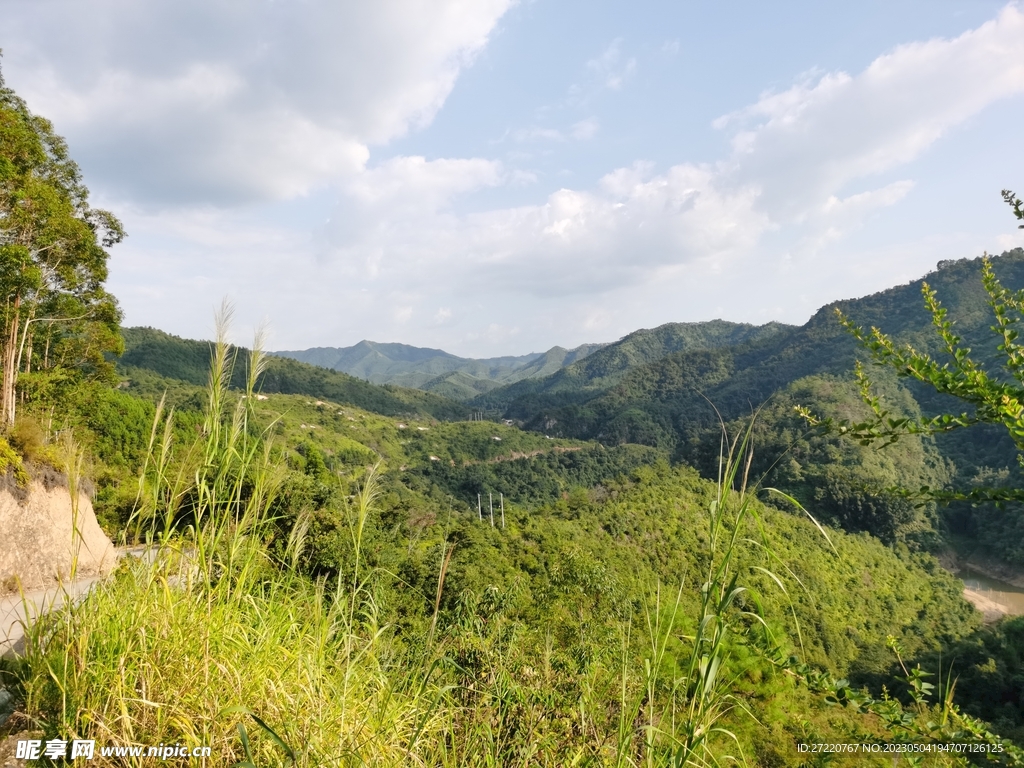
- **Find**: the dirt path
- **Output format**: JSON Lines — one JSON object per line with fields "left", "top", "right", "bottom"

{"left": 1, "top": 575, "right": 107, "bottom": 659}
{"left": 0, "top": 546, "right": 149, "bottom": 659}
{"left": 460, "top": 445, "right": 585, "bottom": 467}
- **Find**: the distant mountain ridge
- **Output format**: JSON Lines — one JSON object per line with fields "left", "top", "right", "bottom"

{"left": 468, "top": 319, "right": 795, "bottom": 413}
{"left": 468, "top": 249, "right": 1024, "bottom": 489}
{"left": 118, "top": 327, "right": 471, "bottom": 421}
{"left": 272, "top": 339, "right": 608, "bottom": 399}
{"left": 458, "top": 250, "right": 1024, "bottom": 565}
{"left": 473, "top": 252, "right": 1024, "bottom": 446}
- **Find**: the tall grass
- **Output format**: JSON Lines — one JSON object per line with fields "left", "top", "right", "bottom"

{"left": 5, "top": 314, "right": 827, "bottom": 766}
{"left": 609, "top": 416, "right": 808, "bottom": 768}
{"left": 10, "top": 309, "right": 452, "bottom": 765}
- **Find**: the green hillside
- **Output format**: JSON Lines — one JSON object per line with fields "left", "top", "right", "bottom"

{"left": 30, "top": 363, "right": 1019, "bottom": 762}
{"left": 120, "top": 327, "right": 471, "bottom": 420}
{"left": 31, "top": 361, "right": 1014, "bottom": 760}
{"left": 470, "top": 319, "right": 794, "bottom": 414}
{"left": 468, "top": 250, "right": 1024, "bottom": 563}
{"left": 418, "top": 369, "right": 504, "bottom": 400}
{"left": 13, "top": 318, "right": 1024, "bottom": 760}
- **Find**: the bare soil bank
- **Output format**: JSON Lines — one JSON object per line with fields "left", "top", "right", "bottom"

{"left": 0, "top": 478, "right": 116, "bottom": 594}
{"left": 939, "top": 548, "right": 1024, "bottom": 622}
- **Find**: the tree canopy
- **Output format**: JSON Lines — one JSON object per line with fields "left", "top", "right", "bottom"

{"left": 0, "top": 62, "right": 124, "bottom": 427}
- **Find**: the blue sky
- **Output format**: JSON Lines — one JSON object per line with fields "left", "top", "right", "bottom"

{"left": 4, "top": 0, "right": 1024, "bottom": 355}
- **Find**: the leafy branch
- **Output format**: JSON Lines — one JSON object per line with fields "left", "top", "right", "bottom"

{"left": 798, "top": 190, "right": 1024, "bottom": 504}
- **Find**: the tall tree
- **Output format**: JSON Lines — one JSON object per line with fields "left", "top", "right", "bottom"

{"left": 0, "top": 62, "right": 124, "bottom": 427}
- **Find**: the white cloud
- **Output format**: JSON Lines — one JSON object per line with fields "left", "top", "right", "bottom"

{"left": 2, "top": 0, "right": 514, "bottom": 206}
{"left": 716, "top": 4, "right": 1024, "bottom": 220}
{"left": 302, "top": 4, "right": 1024, "bottom": 343}
{"left": 345, "top": 156, "right": 504, "bottom": 209}
{"left": 820, "top": 181, "right": 916, "bottom": 222}
{"left": 586, "top": 39, "right": 637, "bottom": 91}
{"left": 511, "top": 117, "right": 598, "bottom": 143}
{"left": 570, "top": 118, "right": 600, "bottom": 140}
{"left": 513, "top": 126, "right": 565, "bottom": 142}
{"left": 996, "top": 231, "right": 1024, "bottom": 251}
{"left": 327, "top": 156, "right": 504, "bottom": 252}
{"left": 325, "top": 159, "right": 767, "bottom": 297}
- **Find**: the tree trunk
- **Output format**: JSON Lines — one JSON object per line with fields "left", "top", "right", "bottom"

{"left": 2, "top": 296, "right": 22, "bottom": 428}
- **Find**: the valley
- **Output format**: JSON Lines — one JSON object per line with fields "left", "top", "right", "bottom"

{"left": 32, "top": 248, "right": 1014, "bottom": 762}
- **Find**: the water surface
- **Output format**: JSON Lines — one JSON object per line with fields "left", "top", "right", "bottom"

{"left": 960, "top": 567, "right": 1024, "bottom": 617}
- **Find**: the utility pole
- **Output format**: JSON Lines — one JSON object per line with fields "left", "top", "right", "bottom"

{"left": 478, "top": 493, "right": 482, "bottom": 522}
{"left": 489, "top": 493, "right": 494, "bottom": 527}
{"left": 500, "top": 493, "right": 505, "bottom": 529}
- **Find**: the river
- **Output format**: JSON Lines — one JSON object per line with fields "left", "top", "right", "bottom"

{"left": 960, "top": 567, "right": 1024, "bottom": 619}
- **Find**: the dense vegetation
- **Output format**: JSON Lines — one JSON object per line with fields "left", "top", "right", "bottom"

{"left": 7, "top": 329, "right": 1017, "bottom": 765}
{"left": 5, "top": 304, "right": 1014, "bottom": 762}
{"left": 458, "top": 250, "right": 1024, "bottom": 566}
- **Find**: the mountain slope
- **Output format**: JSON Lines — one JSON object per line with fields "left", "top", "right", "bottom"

{"left": 119, "top": 327, "right": 471, "bottom": 420}
{"left": 272, "top": 339, "right": 606, "bottom": 397}
{"left": 469, "top": 319, "right": 795, "bottom": 414}
{"left": 474, "top": 250, "right": 1024, "bottom": 562}
{"left": 481, "top": 251, "right": 1024, "bottom": 440}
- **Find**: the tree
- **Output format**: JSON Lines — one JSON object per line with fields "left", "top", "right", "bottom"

{"left": 799, "top": 190, "right": 1024, "bottom": 503}
{"left": 0, "top": 62, "right": 124, "bottom": 427}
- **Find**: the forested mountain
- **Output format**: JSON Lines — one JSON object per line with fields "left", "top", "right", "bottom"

{"left": 470, "top": 250, "right": 1024, "bottom": 561}
{"left": 470, "top": 318, "right": 794, "bottom": 414}
{"left": 120, "top": 327, "right": 471, "bottom": 420}
{"left": 272, "top": 338, "right": 607, "bottom": 397}
{"left": 475, "top": 252, "right": 1024, "bottom": 430}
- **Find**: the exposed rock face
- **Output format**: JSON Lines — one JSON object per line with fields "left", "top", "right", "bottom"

{"left": 0, "top": 480, "right": 116, "bottom": 593}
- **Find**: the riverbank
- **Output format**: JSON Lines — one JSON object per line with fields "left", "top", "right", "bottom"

{"left": 963, "top": 585, "right": 1019, "bottom": 622}
{"left": 939, "top": 548, "right": 1024, "bottom": 622}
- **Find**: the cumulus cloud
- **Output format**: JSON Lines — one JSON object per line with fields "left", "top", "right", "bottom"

{"left": 326, "top": 158, "right": 768, "bottom": 296}
{"left": 716, "top": 4, "right": 1024, "bottom": 220}
{"left": 327, "top": 156, "right": 504, "bottom": 259}
{"left": 570, "top": 118, "right": 600, "bottom": 140}
{"left": 2, "top": 0, "right": 514, "bottom": 206}
{"left": 305, "top": 4, "right": 1024, "bottom": 340}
